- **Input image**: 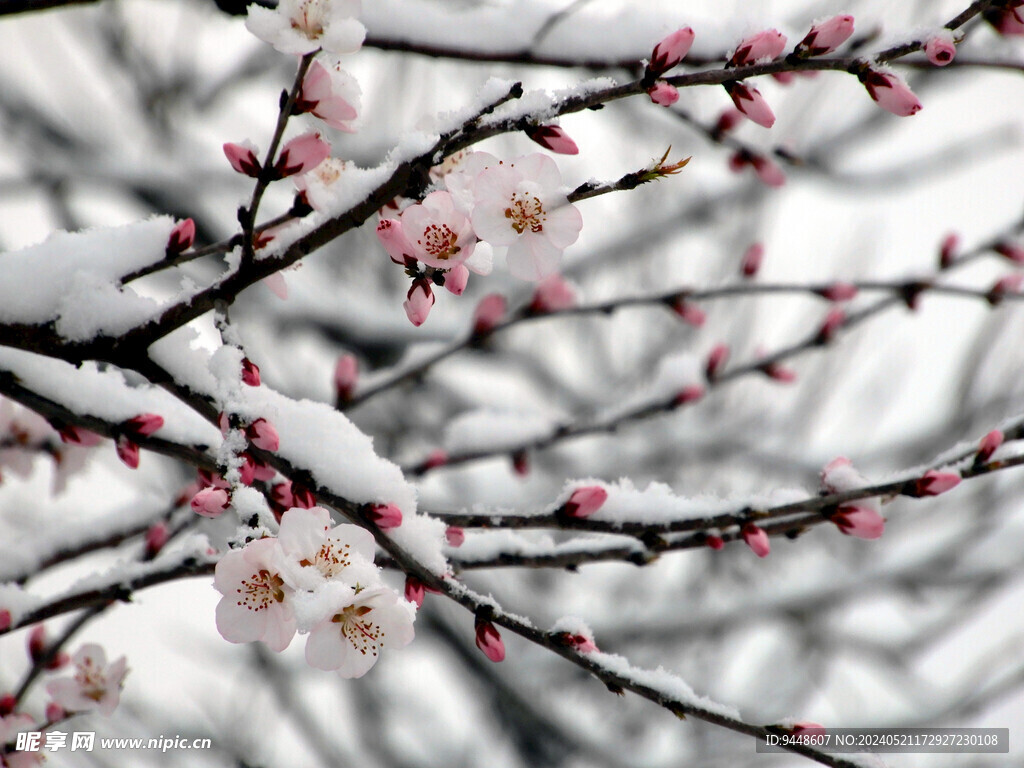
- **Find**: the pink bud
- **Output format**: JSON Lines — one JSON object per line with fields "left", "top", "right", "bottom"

{"left": 370, "top": 503, "right": 403, "bottom": 529}
{"left": 262, "top": 271, "right": 288, "bottom": 298}
{"left": 725, "top": 81, "right": 776, "bottom": 128}
{"left": 124, "top": 413, "right": 164, "bottom": 438}
{"left": 275, "top": 132, "right": 331, "bottom": 178}
{"left": 404, "top": 577, "right": 426, "bottom": 608}
{"left": 445, "top": 263, "right": 470, "bottom": 296}
{"left": 741, "top": 243, "right": 764, "bottom": 277}
{"left": 730, "top": 29, "right": 787, "bottom": 66}
{"left": 924, "top": 36, "right": 956, "bottom": 66}
{"left": 741, "top": 523, "right": 770, "bottom": 557}
{"left": 404, "top": 280, "right": 435, "bottom": 327}
{"left": 47, "top": 651, "right": 70, "bottom": 671}
{"left": 564, "top": 633, "right": 598, "bottom": 653}
{"left": 145, "top": 522, "right": 170, "bottom": 557}
{"left": 241, "top": 358, "right": 261, "bottom": 387}
{"left": 45, "top": 702, "right": 66, "bottom": 722}
{"left": 475, "top": 621, "right": 506, "bottom": 662}
{"left": 235, "top": 454, "right": 255, "bottom": 487}
{"left": 706, "top": 534, "right": 725, "bottom": 550}
{"left": 989, "top": 274, "right": 1024, "bottom": 304}
{"left": 526, "top": 125, "right": 579, "bottom": 155}
{"left": 671, "top": 299, "right": 706, "bottom": 327}
{"left": 715, "top": 108, "right": 745, "bottom": 134}
{"left": 831, "top": 505, "right": 885, "bottom": 539}
{"left": 167, "top": 218, "right": 195, "bottom": 255}
{"left": 0, "top": 609, "right": 11, "bottom": 632}
{"left": 445, "top": 526, "right": 466, "bottom": 547}
{"left": 675, "top": 384, "right": 706, "bottom": 405}
{"left": 762, "top": 360, "right": 797, "bottom": 383}
{"left": 251, "top": 456, "right": 276, "bottom": 482}
{"left": 649, "top": 26, "right": 695, "bottom": 74}
{"left": 0, "top": 692, "right": 16, "bottom": 715}
{"left": 191, "top": 487, "right": 230, "bottom": 518}
{"left": 58, "top": 425, "right": 102, "bottom": 446}
{"left": 334, "top": 354, "right": 359, "bottom": 404}
{"left": 223, "top": 141, "right": 261, "bottom": 177}
{"left": 751, "top": 154, "right": 786, "bottom": 187}
{"left": 995, "top": 242, "right": 1024, "bottom": 264}
{"left": 914, "top": 469, "right": 961, "bottom": 496}
{"left": 819, "top": 282, "right": 858, "bottom": 302}
{"left": 797, "top": 15, "right": 855, "bottom": 56}
{"left": 705, "top": 344, "right": 730, "bottom": 380}
{"left": 647, "top": 81, "right": 680, "bottom": 106}
{"left": 423, "top": 449, "right": 449, "bottom": 470}
{"left": 530, "top": 274, "right": 576, "bottom": 314}
{"left": 472, "top": 293, "right": 506, "bottom": 335}
{"left": 376, "top": 218, "right": 416, "bottom": 264}
{"left": 28, "top": 625, "right": 47, "bottom": 663}
{"left": 976, "top": 430, "right": 1004, "bottom": 463}
{"left": 792, "top": 722, "right": 827, "bottom": 738}
{"left": 771, "top": 70, "right": 795, "bottom": 85}
{"left": 296, "top": 60, "right": 359, "bottom": 131}
{"left": 292, "top": 483, "right": 317, "bottom": 509}
{"left": 861, "top": 70, "right": 922, "bottom": 116}
{"left": 116, "top": 436, "right": 140, "bottom": 469}
{"left": 816, "top": 307, "right": 846, "bottom": 343}
{"left": 270, "top": 480, "right": 294, "bottom": 510}
{"left": 247, "top": 418, "right": 280, "bottom": 452}
{"left": 512, "top": 450, "right": 530, "bottom": 477}
{"left": 990, "top": 7, "right": 1024, "bottom": 36}
{"left": 197, "top": 470, "right": 228, "bottom": 490}
{"left": 939, "top": 233, "right": 959, "bottom": 268}
{"left": 565, "top": 486, "right": 608, "bottom": 519}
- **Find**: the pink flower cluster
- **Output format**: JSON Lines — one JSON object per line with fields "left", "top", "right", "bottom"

{"left": 377, "top": 152, "right": 583, "bottom": 326}
{"left": 213, "top": 506, "right": 415, "bottom": 678}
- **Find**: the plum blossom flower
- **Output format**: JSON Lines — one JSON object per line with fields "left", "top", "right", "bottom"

{"left": 470, "top": 154, "right": 583, "bottom": 280}
{"left": 648, "top": 27, "right": 695, "bottom": 75}
{"left": 861, "top": 69, "right": 922, "bottom": 116}
{"left": 796, "top": 15, "right": 855, "bottom": 56}
{"left": 305, "top": 587, "right": 415, "bottom": 678}
{"left": 295, "top": 157, "right": 347, "bottom": 212}
{"left": 475, "top": 621, "right": 505, "bottom": 662}
{"left": 399, "top": 191, "right": 477, "bottom": 269}
{"left": 274, "top": 506, "right": 379, "bottom": 595}
{"left": 246, "top": 0, "right": 366, "bottom": 56}
{"left": 45, "top": 644, "right": 127, "bottom": 716}
{"left": 295, "top": 59, "right": 360, "bottom": 132}
{"left": 214, "top": 538, "right": 296, "bottom": 651}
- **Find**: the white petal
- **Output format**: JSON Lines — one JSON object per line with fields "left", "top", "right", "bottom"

{"left": 322, "top": 18, "right": 366, "bottom": 55}
{"left": 543, "top": 203, "right": 583, "bottom": 249}
{"left": 464, "top": 241, "right": 493, "bottom": 275}
{"left": 506, "top": 234, "right": 563, "bottom": 281}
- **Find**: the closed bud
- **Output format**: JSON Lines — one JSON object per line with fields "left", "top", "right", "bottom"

{"left": 526, "top": 125, "right": 579, "bottom": 155}
{"left": 741, "top": 523, "right": 770, "bottom": 557}
{"left": 796, "top": 15, "right": 855, "bottom": 56}
{"left": 445, "top": 526, "right": 465, "bottom": 547}
{"left": 334, "top": 354, "right": 359, "bottom": 404}
{"left": 647, "top": 81, "right": 680, "bottom": 106}
{"left": 369, "top": 503, "right": 403, "bottom": 529}
{"left": 705, "top": 344, "right": 730, "bottom": 380}
{"left": 475, "top": 621, "right": 506, "bottom": 662}
{"left": 725, "top": 81, "right": 776, "bottom": 128}
{"left": 241, "top": 358, "right": 261, "bottom": 387}
{"left": 924, "top": 35, "right": 956, "bottom": 66}
{"left": 913, "top": 469, "right": 961, "bottom": 497}
{"left": 166, "top": 218, "right": 196, "bottom": 255}
{"left": 730, "top": 29, "right": 787, "bottom": 66}
{"left": 564, "top": 486, "right": 608, "bottom": 519}
{"left": 648, "top": 26, "right": 695, "bottom": 75}
{"left": 976, "top": 430, "right": 1004, "bottom": 464}
{"left": 472, "top": 293, "right": 506, "bottom": 336}
{"left": 741, "top": 243, "right": 764, "bottom": 277}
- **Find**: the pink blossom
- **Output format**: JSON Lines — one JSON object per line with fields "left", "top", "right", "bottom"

{"left": 751, "top": 154, "right": 786, "bottom": 187}
{"left": 741, "top": 243, "right": 764, "bottom": 277}
{"left": 672, "top": 299, "right": 706, "bottom": 327}
{"left": 861, "top": 70, "right": 922, "bottom": 116}
{"left": 714, "top": 108, "right": 745, "bottom": 134}
{"left": 400, "top": 190, "right": 477, "bottom": 269}
{"left": 648, "top": 27, "right": 695, "bottom": 75}
{"left": 939, "top": 233, "right": 959, "bottom": 268}
{"left": 166, "top": 218, "right": 195, "bottom": 255}
{"left": 404, "top": 576, "right": 426, "bottom": 608}
{"left": 816, "top": 307, "right": 845, "bottom": 343}
{"left": 445, "top": 526, "right": 465, "bottom": 547}
{"left": 115, "top": 436, "right": 140, "bottom": 469}
{"left": 445, "top": 263, "right": 470, "bottom": 295}
{"left": 369, "top": 503, "right": 403, "bottom": 529}
{"left": 214, "top": 538, "right": 296, "bottom": 651}
{"left": 831, "top": 505, "right": 885, "bottom": 539}
{"left": 250, "top": 454, "right": 276, "bottom": 482}
{"left": 563, "top": 632, "right": 598, "bottom": 653}
{"left": 988, "top": 274, "right": 1024, "bottom": 304}
{"left": 305, "top": 587, "right": 415, "bottom": 678}
{"left": 647, "top": 81, "right": 680, "bottom": 106}
{"left": 45, "top": 702, "right": 65, "bottom": 722}
{"left": 471, "top": 153, "right": 583, "bottom": 280}
{"left": 976, "top": 430, "right": 1004, "bottom": 463}
{"left": 741, "top": 523, "right": 770, "bottom": 557}
{"left": 334, "top": 354, "right": 358, "bottom": 404}
{"left": 247, "top": 418, "right": 280, "bottom": 452}
{"left": 293, "top": 157, "right": 347, "bottom": 212}
{"left": 296, "top": 59, "right": 360, "bottom": 132}
{"left": 529, "top": 273, "right": 576, "bottom": 313}
{"left": 144, "top": 522, "right": 170, "bottom": 558}
{"left": 705, "top": 344, "right": 730, "bottom": 380}
{"left": 275, "top": 506, "right": 378, "bottom": 589}
{"left": 706, "top": 534, "right": 725, "bottom": 550}
{"left": 675, "top": 384, "right": 705, "bottom": 405}
{"left": 914, "top": 470, "right": 961, "bottom": 496}
{"left": 819, "top": 282, "right": 858, "bottom": 302}
{"left": 725, "top": 82, "right": 775, "bottom": 128}
{"left": 422, "top": 449, "right": 448, "bottom": 470}
{"left": 224, "top": 140, "right": 261, "bottom": 177}
{"left": 403, "top": 280, "right": 435, "bottom": 327}
{"left": 246, "top": 0, "right": 366, "bottom": 56}
{"left": 995, "top": 241, "right": 1024, "bottom": 263}
{"left": 191, "top": 487, "right": 231, "bottom": 518}
{"left": 275, "top": 133, "right": 331, "bottom": 178}
{"left": 792, "top": 722, "right": 827, "bottom": 738}
{"left": 0, "top": 609, "right": 11, "bottom": 632}
{"left": 124, "top": 413, "right": 164, "bottom": 437}
{"left": 762, "top": 360, "right": 797, "bottom": 383}
{"left": 730, "top": 29, "right": 787, "bottom": 66}
{"left": 58, "top": 425, "right": 102, "bottom": 446}
{"left": 925, "top": 35, "right": 956, "bottom": 66}
{"left": 376, "top": 218, "right": 416, "bottom": 265}
{"left": 472, "top": 293, "right": 507, "bottom": 336}
{"left": 238, "top": 453, "right": 257, "bottom": 486}
{"left": 526, "top": 125, "right": 579, "bottom": 155}
{"left": 796, "top": 15, "right": 855, "bottom": 56}
{"left": 564, "top": 486, "right": 608, "bottom": 519}
{"left": 989, "top": 7, "right": 1024, "bottom": 36}
{"left": 45, "top": 644, "right": 127, "bottom": 716}
{"left": 240, "top": 358, "right": 261, "bottom": 387}
{"left": 771, "top": 71, "right": 795, "bottom": 85}
{"left": 0, "top": 694, "right": 15, "bottom": 716}
{"left": 475, "top": 621, "right": 505, "bottom": 662}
